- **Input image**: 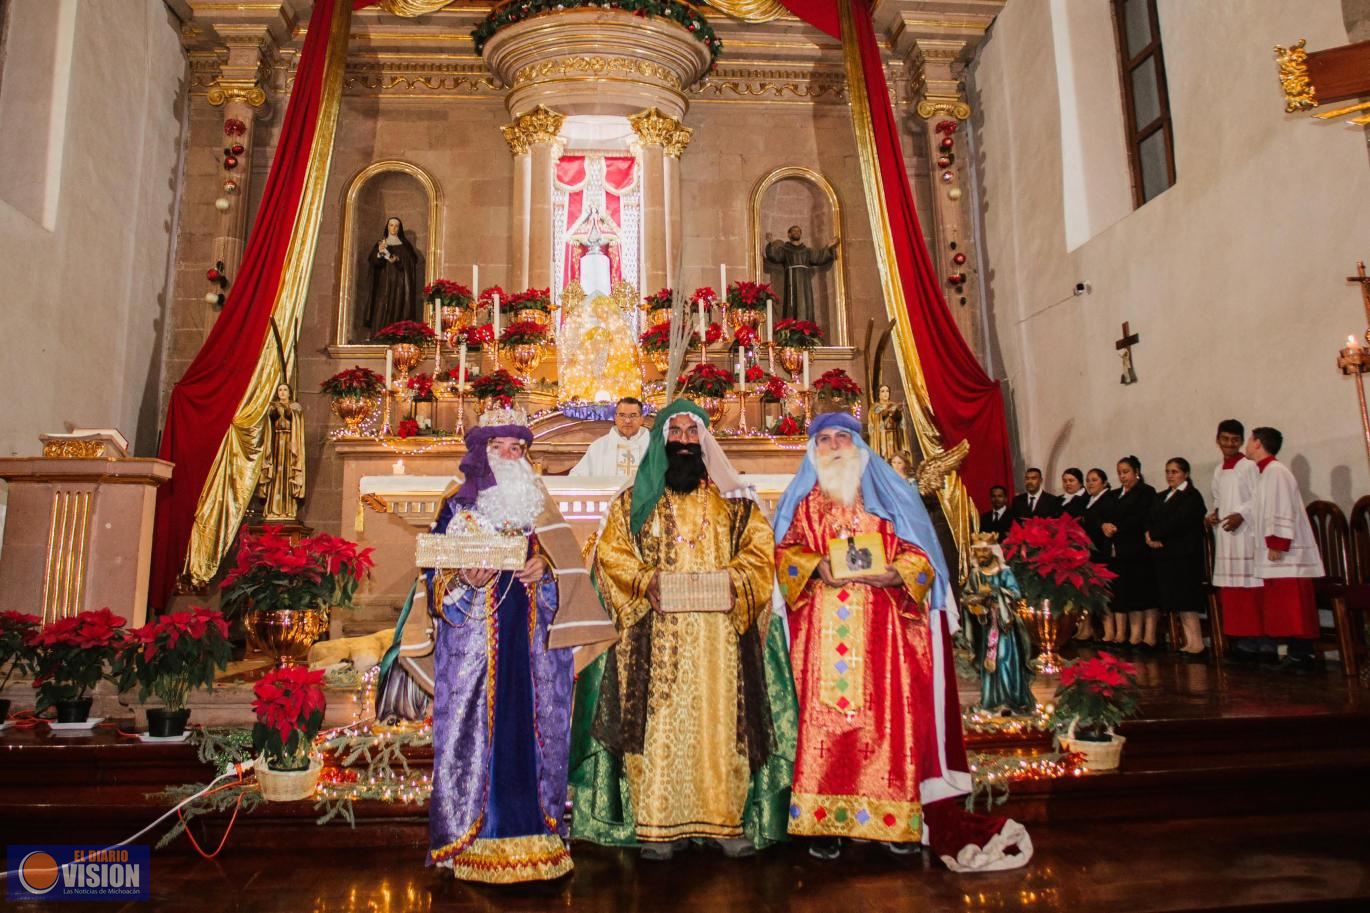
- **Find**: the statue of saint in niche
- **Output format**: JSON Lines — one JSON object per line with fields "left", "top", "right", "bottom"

{"left": 764, "top": 224, "right": 838, "bottom": 323}
{"left": 868, "top": 383, "right": 909, "bottom": 462}
{"left": 257, "top": 383, "right": 306, "bottom": 522}
{"left": 363, "top": 216, "right": 421, "bottom": 338}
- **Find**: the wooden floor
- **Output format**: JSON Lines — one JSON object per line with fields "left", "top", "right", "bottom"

{"left": 4, "top": 653, "right": 1370, "bottom": 912}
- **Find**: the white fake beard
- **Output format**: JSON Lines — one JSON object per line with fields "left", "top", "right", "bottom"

{"left": 475, "top": 456, "right": 543, "bottom": 532}
{"left": 815, "top": 447, "right": 863, "bottom": 506}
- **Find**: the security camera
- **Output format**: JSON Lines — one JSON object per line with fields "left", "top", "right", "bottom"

{"left": 1073, "top": 281, "right": 1092, "bottom": 296}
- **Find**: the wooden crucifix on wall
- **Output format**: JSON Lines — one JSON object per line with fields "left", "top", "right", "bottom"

{"left": 1116, "top": 321, "right": 1140, "bottom": 385}
{"left": 1274, "top": 37, "right": 1370, "bottom": 125}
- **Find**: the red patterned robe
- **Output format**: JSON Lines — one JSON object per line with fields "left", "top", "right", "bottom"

{"left": 776, "top": 488, "right": 964, "bottom": 844}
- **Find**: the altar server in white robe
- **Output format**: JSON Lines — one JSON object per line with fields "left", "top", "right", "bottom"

{"left": 569, "top": 397, "right": 651, "bottom": 480}
{"left": 1247, "top": 426, "right": 1325, "bottom": 673}
{"left": 1206, "top": 419, "right": 1264, "bottom": 660}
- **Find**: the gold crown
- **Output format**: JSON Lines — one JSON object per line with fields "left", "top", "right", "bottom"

{"left": 970, "top": 531, "right": 1000, "bottom": 548}
{"left": 478, "top": 402, "right": 529, "bottom": 428}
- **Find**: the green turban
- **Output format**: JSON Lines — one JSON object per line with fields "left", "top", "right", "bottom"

{"left": 629, "top": 397, "right": 710, "bottom": 536}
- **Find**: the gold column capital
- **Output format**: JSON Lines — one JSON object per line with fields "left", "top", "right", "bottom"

{"left": 207, "top": 81, "right": 269, "bottom": 108}
{"left": 501, "top": 105, "right": 565, "bottom": 156}
{"left": 909, "top": 39, "right": 971, "bottom": 121}
{"left": 628, "top": 107, "right": 693, "bottom": 157}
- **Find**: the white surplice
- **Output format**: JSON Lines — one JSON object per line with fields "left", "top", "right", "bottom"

{"left": 1252, "top": 459, "right": 1324, "bottom": 580}
{"left": 568, "top": 427, "right": 650, "bottom": 480}
{"left": 1209, "top": 456, "right": 1261, "bottom": 588}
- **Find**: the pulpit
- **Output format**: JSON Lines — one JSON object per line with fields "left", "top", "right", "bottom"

{"left": 0, "top": 436, "right": 172, "bottom": 626}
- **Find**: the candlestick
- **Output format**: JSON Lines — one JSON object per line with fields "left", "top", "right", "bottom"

{"left": 458, "top": 342, "right": 468, "bottom": 385}
{"left": 385, "top": 349, "right": 393, "bottom": 391}
{"left": 802, "top": 350, "right": 810, "bottom": 390}
{"left": 433, "top": 303, "right": 443, "bottom": 375}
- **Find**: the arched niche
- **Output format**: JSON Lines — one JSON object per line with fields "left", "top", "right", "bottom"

{"left": 335, "top": 160, "right": 443, "bottom": 346}
{"left": 750, "top": 167, "right": 847, "bottom": 346}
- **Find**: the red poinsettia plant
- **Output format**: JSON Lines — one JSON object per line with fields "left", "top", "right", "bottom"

{"left": 220, "top": 528, "right": 375, "bottom": 618}
{"left": 726, "top": 280, "right": 775, "bottom": 310}
{"left": 678, "top": 363, "right": 735, "bottom": 398}
{"left": 1053, "top": 651, "right": 1139, "bottom": 741}
{"left": 0, "top": 611, "right": 40, "bottom": 693}
{"left": 758, "top": 373, "right": 790, "bottom": 403}
{"left": 690, "top": 286, "right": 717, "bottom": 307}
{"left": 321, "top": 366, "right": 384, "bottom": 399}
{"left": 502, "top": 288, "right": 553, "bottom": 313}
{"left": 745, "top": 365, "right": 765, "bottom": 384}
{"left": 478, "top": 285, "right": 506, "bottom": 308}
{"left": 423, "top": 279, "right": 473, "bottom": 308}
{"left": 643, "top": 288, "right": 674, "bottom": 310}
{"left": 499, "top": 319, "right": 549, "bottom": 346}
{"left": 774, "top": 319, "right": 824, "bottom": 349}
{"left": 704, "top": 322, "right": 724, "bottom": 346}
{"left": 395, "top": 419, "right": 420, "bottom": 439}
{"left": 773, "top": 415, "right": 803, "bottom": 436}
{"left": 406, "top": 372, "right": 435, "bottom": 402}
{"left": 639, "top": 320, "right": 701, "bottom": 353}
{"left": 813, "top": 368, "right": 863, "bottom": 402}
{"left": 1002, "top": 515, "right": 1117, "bottom": 615}
{"left": 451, "top": 322, "right": 494, "bottom": 350}
{"left": 116, "top": 607, "right": 232, "bottom": 713}
{"left": 252, "top": 665, "right": 327, "bottom": 771}
{"left": 374, "top": 320, "right": 436, "bottom": 346}
{"left": 470, "top": 369, "right": 525, "bottom": 400}
{"left": 27, "top": 608, "right": 128, "bottom": 712}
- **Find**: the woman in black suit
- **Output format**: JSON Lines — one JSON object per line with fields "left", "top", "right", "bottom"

{"left": 1101, "top": 456, "right": 1159, "bottom": 650}
{"left": 1145, "top": 457, "right": 1209, "bottom": 658}
{"left": 1059, "top": 467, "right": 1088, "bottom": 518}
{"left": 1080, "top": 468, "right": 1119, "bottom": 643}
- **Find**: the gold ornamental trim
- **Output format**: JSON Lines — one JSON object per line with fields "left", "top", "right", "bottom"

{"left": 377, "top": 0, "right": 459, "bottom": 14}
{"left": 42, "top": 441, "right": 107, "bottom": 459}
{"left": 512, "top": 55, "right": 682, "bottom": 90}
{"left": 703, "top": 0, "right": 790, "bottom": 23}
{"left": 915, "top": 96, "right": 971, "bottom": 121}
{"left": 836, "top": 0, "right": 976, "bottom": 582}
{"left": 42, "top": 490, "right": 92, "bottom": 623}
{"left": 501, "top": 105, "right": 565, "bottom": 155}
{"left": 207, "top": 80, "right": 269, "bottom": 108}
{"left": 1273, "top": 38, "right": 1316, "bottom": 112}
{"left": 628, "top": 107, "right": 693, "bottom": 157}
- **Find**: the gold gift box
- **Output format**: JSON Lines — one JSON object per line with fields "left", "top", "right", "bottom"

{"left": 659, "top": 570, "right": 731, "bottom": 613}
{"left": 415, "top": 531, "right": 528, "bottom": 571}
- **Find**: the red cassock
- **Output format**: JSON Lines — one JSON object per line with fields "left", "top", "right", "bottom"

{"left": 776, "top": 488, "right": 971, "bottom": 844}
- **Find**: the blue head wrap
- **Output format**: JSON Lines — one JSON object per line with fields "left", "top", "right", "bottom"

{"left": 772, "top": 413, "right": 953, "bottom": 612}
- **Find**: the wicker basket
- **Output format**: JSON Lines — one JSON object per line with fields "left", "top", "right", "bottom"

{"left": 1058, "top": 721, "right": 1126, "bottom": 772}
{"left": 256, "top": 755, "right": 322, "bottom": 802}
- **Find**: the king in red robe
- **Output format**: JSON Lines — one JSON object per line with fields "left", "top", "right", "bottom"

{"left": 772, "top": 412, "right": 1031, "bottom": 871}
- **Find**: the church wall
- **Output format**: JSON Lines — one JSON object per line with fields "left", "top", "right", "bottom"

{"left": 970, "top": 0, "right": 1370, "bottom": 508}
{"left": 0, "top": 0, "right": 186, "bottom": 460}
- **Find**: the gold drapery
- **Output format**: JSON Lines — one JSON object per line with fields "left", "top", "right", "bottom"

{"left": 184, "top": 0, "right": 354, "bottom": 585}
{"left": 836, "top": 0, "right": 976, "bottom": 583}
{"left": 377, "top": 0, "right": 460, "bottom": 16}
{"left": 704, "top": 0, "right": 789, "bottom": 23}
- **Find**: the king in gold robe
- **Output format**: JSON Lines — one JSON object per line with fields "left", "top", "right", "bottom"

{"left": 569, "top": 398, "right": 797, "bottom": 859}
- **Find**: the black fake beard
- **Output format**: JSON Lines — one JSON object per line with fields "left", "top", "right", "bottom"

{"left": 664, "top": 442, "right": 707, "bottom": 493}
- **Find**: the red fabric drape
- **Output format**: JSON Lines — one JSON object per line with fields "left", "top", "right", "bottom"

{"left": 149, "top": 0, "right": 369, "bottom": 609}
{"left": 776, "top": 0, "right": 1013, "bottom": 504}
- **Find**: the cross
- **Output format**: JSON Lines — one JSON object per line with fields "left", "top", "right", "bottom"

{"left": 1347, "top": 260, "right": 1370, "bottom": 332}
{"left": 858, "top": 742, "right": 879, "bottom": 763}
{"left": 1115, "top": 321, "right": 1140, "bottom": 385}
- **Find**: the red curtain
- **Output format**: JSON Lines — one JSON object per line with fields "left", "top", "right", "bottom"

{"left": 150, "top": 0, "right": 373, "bottom": 609}
{"left": 776, "top": 0, "right": 1013, "bottom": 503}
{"left": 556, "top": 154, "right": 637, "bottom": 289}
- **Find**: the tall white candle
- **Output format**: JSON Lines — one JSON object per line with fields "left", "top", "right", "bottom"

{"left": 493, "top": 293, "right": 501, "bottom": 342}
{"left": 737, "top": 354, "right": 745, "bottom": 391}
{"left": 472, "top": 264, "right": 479, "bottom": 298}
{"left": 802, "top": 350, "right": 810, "bottom": 390}
{"left": 697, "top": 299, "right": 706, "bottom": 339}
{"left": 766, "top": 299, "right": 774, "bottom": 342}
{"left": 385, "top": 349, "right": 393, "bottom": 391}
{"left": 459, "top": 342, "right": 467, "bottom": 385}
{"left": 719, "top": 263, "right": 727, "bottom": 300}
{"left": 433, "top": 303, "right": 443, "bottom": 374}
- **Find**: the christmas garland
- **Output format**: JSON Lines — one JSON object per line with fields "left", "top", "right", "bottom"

{"left": 471, "top": 0, "right": 723, "bottom": 66}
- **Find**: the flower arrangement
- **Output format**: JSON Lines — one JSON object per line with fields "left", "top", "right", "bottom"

{"left": 773, "top": 415, "right": 803, "bottom": 436}
{"left": 774, "top": 318, "right": 824, "bottom": 349}
{"left": 690, "top": 286, "right": 717, "bottom": 307}
{"left": 374, "top": 320, "right": 436, "bottom": 346}
{"left": 252, "top": 665, "right": 327, "bottom": 771}
{"left": 499, "top": 319, "right": 550, "bottom": 346}
{"left": 758, "top": 372, "right": 789, "bottom": 403}
{"left": 471, "top": 0, "right": 723, "bottom": 67}
{"left": 396, "top": 419, "right": 421, "bottom": 439}
{"left": 813, "top": 368, "right": 863, "bottom": 402}
{"left": 731, "top": 325, "right": 759, "bottom": 351}
{"left": 469, "top": 369, "right": 525, "bottom": 401}
{"left": 644, "top": 288, "right": 674, "bottom": 310}
{"left": 0, "top": 612, "right": 40, "bottom": 713}
{"left": 1002, "top": 516, "right": 1117, "bottom": 616}
{"left": 704, "top": 322, "right": 723, "bottom": 346}
{"left": 745, "top": 365, "right": 765, "bottom": 384}
{"left": 726, "top": 280, "right": 775, "bottom": 311}
{"left": 423, "top": 279, "right": 473, "bottom": 308}
{"left": 320, "top": 366, "right": 384, "bottom": 399}
{"left": 116, "top": 607, "right": 232, "bottom": 715}
{"left": 28, "top": 608, "right": 128, "bottom": 715}
{"left": 406, "top": 372, "right": 434, "bottom": 402}
{"left": 639, "top": 321, "right": 674, "bottom": 353}
{"left": 478, "top": 285, "right": 506, "bottom": 308}
{"left": 451, "top": 322, "right": 494, "bottom": 350}
{"left": 503, "top": 288, "right": 553, "bottom": 313}
{"left": 220, "top": 528, "right": 375, "bottom": 618}
{"left": 678, "top": 363, "right": 735, "bottom": 398}
{"left": 1052, "top": 651, "right": 1139, "bottom": 741}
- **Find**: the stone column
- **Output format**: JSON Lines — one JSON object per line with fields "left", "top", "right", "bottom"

{"left": 502, "top": 106, "right": 565, "bottom": 291}
{"left": 205, "top": 29, "right": 276, "bottom": 280}
{"left": 908, "top": 39, "right": 981, "bottom": 359}
{"left": 628, "top": 108, "right": 692, "bottom": 292}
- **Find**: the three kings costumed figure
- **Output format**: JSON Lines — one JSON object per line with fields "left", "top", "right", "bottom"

{"left": 773, "top": 412, "right": 1032, "bottom": 872}
{"left": 374, "top": 403, "right": 617, "bottom": 882}
{"left": 569, "top": 398, "right": 798, "bottom": 859}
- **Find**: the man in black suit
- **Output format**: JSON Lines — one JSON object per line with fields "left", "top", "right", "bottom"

{"left": 1010, "top": 467, "right": 1062, "bottom": 524}
{"left": 979, "top": 485, "right": 1013, "bottom": 539}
